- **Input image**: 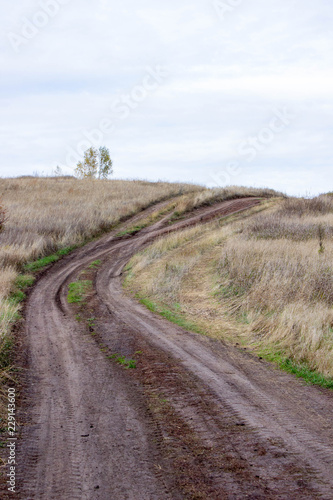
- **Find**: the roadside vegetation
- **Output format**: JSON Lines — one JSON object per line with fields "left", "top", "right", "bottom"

{"left": 0, "top": 176, "right": 200, "bottom": 346}
{"left": 0, "top": 179, "right": 293, "bottom": 435}
{"left": 125, "top": 194, "right": 333, "bottom": 385}
{"left": 166, "top": 185, "right": 284, "bottom": 218}
{"left": 0, "top": 176, "right": 202, "bottom": 434}
{"left": 67, "top": 281, "right": 93, "bottom": 304}
{"left": 107, "top": 353, "right": 137, "bottom": 369}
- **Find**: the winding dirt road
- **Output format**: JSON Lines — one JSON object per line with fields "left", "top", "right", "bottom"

{"left": 14, "top": 198, "right": 333, "bottom": 499}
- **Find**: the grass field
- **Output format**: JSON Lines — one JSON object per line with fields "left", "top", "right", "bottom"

{"left": 0, "top": 177, "right": 201, "bottom": 358}
{"left": 125, "top": 194, "right": 333, "bottom": 383}
{"left": 0, "top": 176, "right": 205, "bottom": 434}
{"left": 0, "top": 180, "right": 279, "bottom": 363}
{"left": 1, "top": 178, "right": 327, "bottom": 431}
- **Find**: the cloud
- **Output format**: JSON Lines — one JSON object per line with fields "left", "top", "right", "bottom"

{"left": 0, "top": 0, "right": 332, "bottom": 195}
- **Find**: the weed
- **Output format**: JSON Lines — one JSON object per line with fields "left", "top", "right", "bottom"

{"left": 258, "top": 349, "right": 333, "bottom": 389}
{"left": 278, "top": 195, "right": 333, "bottom": 217}
{"left": 9, "top": 290, "right": 26, "bottom": 305}
{"left": 24, "top": 254, "right": 60, "bottom": 272}
{"left": 0, "top": 337, "right": 14, "bottom": 370}
{"left": 87, "top": 317, "right": 96, "bottom": 328}
{"left": 24, "top": 246, "right": 76, "bottom": 273}
{"left": 138, "top": 297, "right": 204, "bottom": 335}
{"left": 88, "top": 260, "right": 101, "bottom": 269}
{"left": 15, "top": 274, "right": 35, "bottom": 290}
{"left": 107, "top": 353, "right": 137, "bottom": 369}
{"left": 0, "top": 201, "right": 7, "bottom": 233}
{"left": 116, "top": 225, "right": 147, "bottom": 237}
{"left": 57, "top": 246, "right": 76, "bottom": 256}
{"left": 67, "top": 281, "right": 92, "bottom": 304}
{"left": 127, "top": 359, "right": 137, "bottom": 369}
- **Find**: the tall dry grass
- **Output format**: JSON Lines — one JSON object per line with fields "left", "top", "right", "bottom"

{"left": 0, "top": 177, "right": 201, "bottom": 341}
{"left": 126, "top": 195, "right": 333, "bottom": 377}
{"left": 170, "top": 185, "right": 284, "bottom": 215}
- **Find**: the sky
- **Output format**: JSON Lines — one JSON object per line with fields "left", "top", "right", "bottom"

{"left": 1, "top": 0, "right": 332, "bottom": 195}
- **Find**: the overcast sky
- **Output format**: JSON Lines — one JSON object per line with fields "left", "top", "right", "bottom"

{"left": 1, "top": 0, "right": 332, "bottom": 195}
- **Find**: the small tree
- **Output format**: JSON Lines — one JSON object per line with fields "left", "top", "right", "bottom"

{"left": 98, "top": 146, "right": 113, "bottom": 179}
{"left": 75, "top": 147, "right": 98, "bottom": 179}
{"left": 75, "top": 146, "right": 113, "bottom": 179}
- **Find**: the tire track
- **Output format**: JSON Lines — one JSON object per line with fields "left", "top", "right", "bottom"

{"left": 100, "top": 281, "right": 333, "bottom": 498}
{"left": 16, "top": 197, "right": 333, "bottom": 499}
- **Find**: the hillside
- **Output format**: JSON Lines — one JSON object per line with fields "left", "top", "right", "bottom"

{"left": 0, "top": 177, "right": 201, "bottom": 341}
{"left": 125, "top": 195, "right": 333, "bottom": 383}
{"left": 1, "top": 180, "right": 333, "bottom": 498}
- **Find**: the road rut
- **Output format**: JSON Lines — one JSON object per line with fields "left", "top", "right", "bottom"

{"left": 14, "top": 198, "right": 333, "bottom": 499}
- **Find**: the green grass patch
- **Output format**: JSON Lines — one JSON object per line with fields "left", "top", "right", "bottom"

{"left": 8, "top": 290, "right": 26, "bottom": 305}
{"left": 24, "top": 246, "right": 76, "bottom": 273}
{"left": 88, "top": 260, "right": 101, "bottom": 269}
{"left": 107, "top": 353, "right": 137, "bottom": 369}
{"left": 258, "top": 348, "right": 333, "bottom": 389}
{"left": 57, "top": 246, "right": 76, "bottom": 256}
{"left": 24, "top": 254, "right": 60, "bottom": 272}
{"left": 138, "top": 296, "right": 204, "bottom": 335}
{"left": 116, "top": 224, "right": 147, "bottom": 237}
{"left": 67, "top": 280, "right": 92, "bottom": 304}
{"left": 15, "top": 274, "right": 35, "bottom": 290}
{"left": 7, "top": 274, "right": 36, "bottom": 307}
{"left": 0, "top": 337, "right": 14, "bottom": 369}
{"left": 169, "top": 210, "right": 186, "bottom": 223}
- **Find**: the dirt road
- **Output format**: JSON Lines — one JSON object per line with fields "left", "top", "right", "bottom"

{"left": 14, "top": 198, "right": 333, "bottom": 499}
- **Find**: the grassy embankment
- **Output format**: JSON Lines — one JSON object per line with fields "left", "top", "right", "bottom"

{"left": 125, "top": 194, "right": 333, "bottom": 387}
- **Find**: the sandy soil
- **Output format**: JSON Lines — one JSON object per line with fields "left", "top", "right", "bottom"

{"left": 7, "top": 198, "right": 333, "bottom": 499}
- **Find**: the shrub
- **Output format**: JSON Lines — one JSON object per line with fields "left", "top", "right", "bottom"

{"left": 277, "top": 195, "right": 333, "bottom": 217}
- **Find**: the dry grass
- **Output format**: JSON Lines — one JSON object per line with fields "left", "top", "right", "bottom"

{"left": 170, "top": 185, "right": 285, "bottom": 216}
{"left": 0, "top": 176, "right": 203, "bottom": 435}
{"left": 125, "top": 195, "right": 333, "bottom": 378}
{"left": 0, "top": 180, "right": 276, "bottom": 348}
{"left": 277, "top": 194, "right": 333, "bottom": 217}
{"left": 0, "top": 177, "right": 201, "bottom": 341}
